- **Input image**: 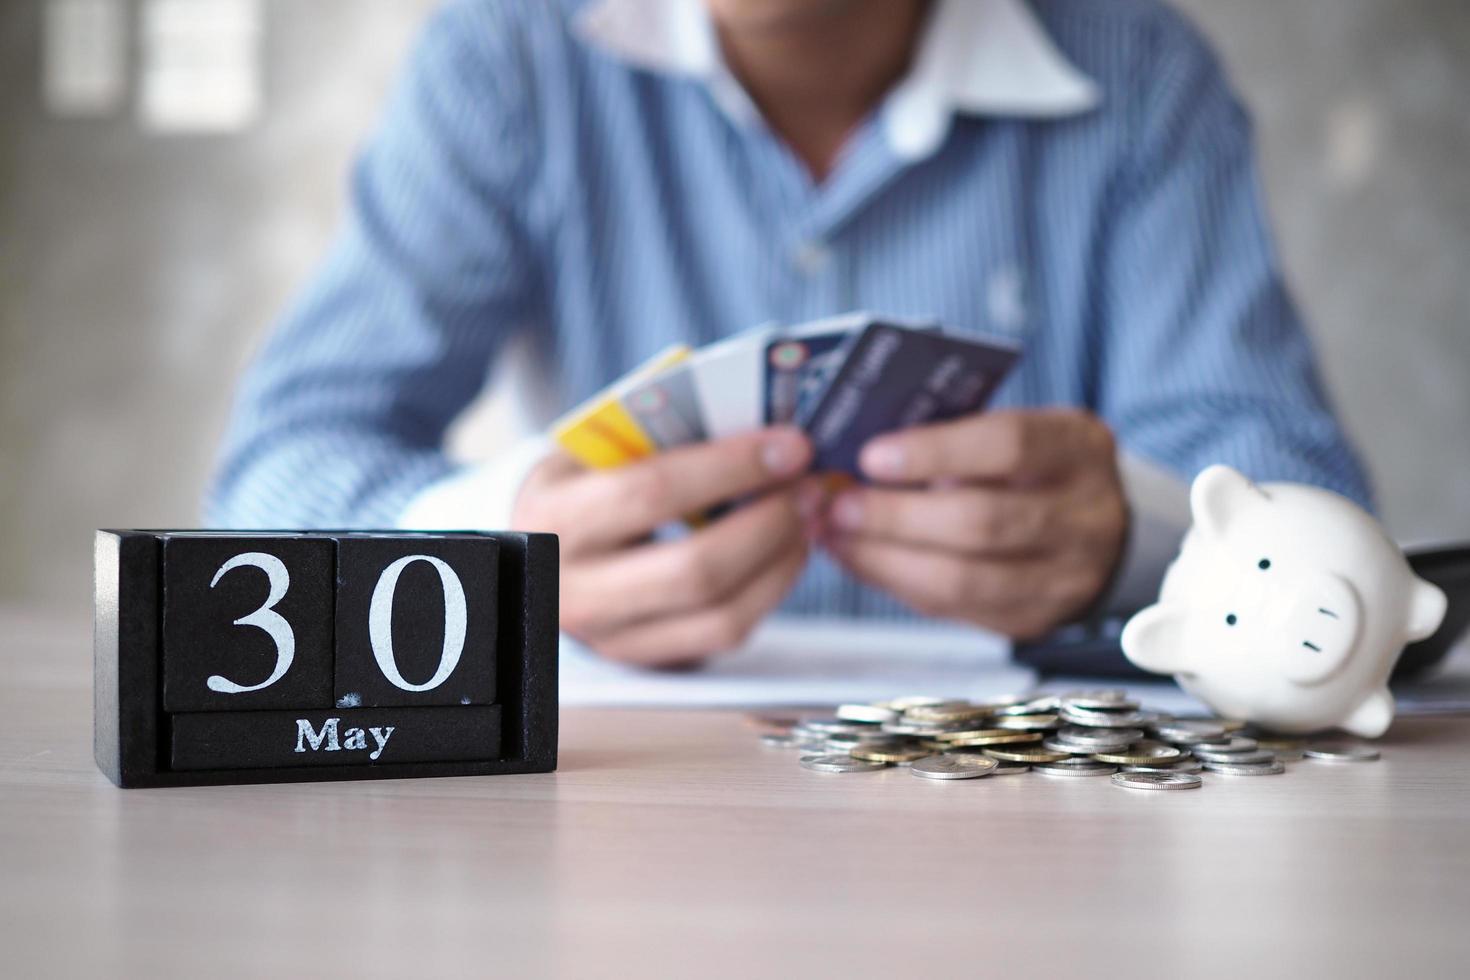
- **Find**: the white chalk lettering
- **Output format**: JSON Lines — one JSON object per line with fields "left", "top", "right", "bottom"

{"left": 295, "top": 717, "right": 340, "bottom": 753}
{"left": 368, "top": 726, "right": 396, "bottom": 760}
{"left": 293, "top": 718, "right": 396, "bottom": 760}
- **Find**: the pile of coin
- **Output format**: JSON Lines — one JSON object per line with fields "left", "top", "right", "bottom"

{"left": 760, "top": 691, "right": 1381, "bottom": 792}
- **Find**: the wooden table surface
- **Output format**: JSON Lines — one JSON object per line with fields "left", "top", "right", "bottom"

{"left": 4, "top": 605, "right": 1470, "bottom": 979}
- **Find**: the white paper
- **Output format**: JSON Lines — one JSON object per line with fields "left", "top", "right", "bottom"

{"left": 559, "top": 616, "right": 1037, "bottom": 708}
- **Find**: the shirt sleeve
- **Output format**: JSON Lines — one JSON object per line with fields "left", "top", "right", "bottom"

{"left": 205, "top": 3, "right": 543, "bottom": 528}
{"left": 1093, "top": 16, "right": 1373, "bottom": 536}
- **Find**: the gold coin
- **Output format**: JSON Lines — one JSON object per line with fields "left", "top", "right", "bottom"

{"left": 943, "top": 732, "right": 1044, "bottom": 748}
{"left": 903, "top": 703, "right": 992, "bottom": 723}
{"left": 850, "top": 744, "right": 934, "bottom": 763}
{"left": 932, "top": 728, "right": 1017, "bottom": 742}
{"left": 1091, "top": 741, "right": 1183, "bottom": 765}
{"left": 982, "top": 745, "right": 1071, "bottom": 764}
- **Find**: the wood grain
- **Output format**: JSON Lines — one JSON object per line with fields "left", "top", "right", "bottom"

{"left": 2, "top": 605, "right": 1468, "bottom": 979}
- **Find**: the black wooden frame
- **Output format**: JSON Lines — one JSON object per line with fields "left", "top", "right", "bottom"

{"left": 94, "top": 529, "right": 558, "bottom": 788}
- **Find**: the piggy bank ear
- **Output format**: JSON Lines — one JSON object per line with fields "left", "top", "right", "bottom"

{"left": 1191, "top": 465, "right": 1263, "bottom": 539}
{"left": 1121, "top": 604, "right": 1191, "bottom": 676}
{"left": 1407, "top": 580, "right": 1447, "bottom": 643}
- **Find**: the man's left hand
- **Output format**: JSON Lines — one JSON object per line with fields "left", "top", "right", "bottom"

{"left": 818, "top": 409, "right": 1128, "bottom": 639}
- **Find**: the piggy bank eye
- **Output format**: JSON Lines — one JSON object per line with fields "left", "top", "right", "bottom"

{"left": 1226, "top": 613, "right": 1238, "bottom": 626}
{"left": 1258, "top": 558, "right": 1271, "bottom": 570}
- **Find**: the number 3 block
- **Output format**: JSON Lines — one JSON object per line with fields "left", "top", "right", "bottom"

{"left": 333, "top": 536, "right": 498, "bottom": 708}
{"left": 162, "top": 535, "right": 335, "bottom": 712}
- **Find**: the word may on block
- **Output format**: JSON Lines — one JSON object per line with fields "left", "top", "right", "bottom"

{"left": 94, "top": 530, "right": 558, "bottom": 788}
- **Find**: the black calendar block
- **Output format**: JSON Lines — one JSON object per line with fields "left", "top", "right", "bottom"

{"left": 162, "top": 534, "right": 334, "bottom": 712}
{"left": 93, "top": 530, "right": 558, "bottom": 788}
{"left": 333, "top": 536, "right": 498, "bottom": 708}
{"left": 171, "top": 706, "right": 501, "bottom": 771}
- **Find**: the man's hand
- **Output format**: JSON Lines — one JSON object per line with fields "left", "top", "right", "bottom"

{"left": 512, "top": 428, "right": 817, "bottom": 667}
{"left": 819, "top": 409, "right": 1127, "bottom": 639}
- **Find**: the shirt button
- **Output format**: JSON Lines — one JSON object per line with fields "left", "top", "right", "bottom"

{"left": 793, "top": 240, "right": 832, "bottom": 276}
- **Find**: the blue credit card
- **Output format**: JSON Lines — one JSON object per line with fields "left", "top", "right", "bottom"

{"left": 796, "top": 321, "right": 1020, "bottom": 477}
{"left": 763, "top": 330, "right": 856, "bottom": 426}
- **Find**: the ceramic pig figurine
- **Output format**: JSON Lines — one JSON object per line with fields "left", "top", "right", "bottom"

{"left": 1121, "top": 465, "right": 1446, "bottom": 737}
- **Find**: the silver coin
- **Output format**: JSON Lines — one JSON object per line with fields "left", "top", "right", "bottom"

{"left": 836, "top": 703, "right": 899, "bottom": 724}
{"left": 1123, "top": 759, "right": 1203, "bottom": 774}
{"left": 1033, "top": 760, "right": 1118, "bottom": 777}
{"left": 822, "top": 730, "right": 903, "bottom": 747}
{"left": 1271, "top": 748, "right": 1305, "bottom": 762}
{"left": 991, "top": 714, "right": 1060, "bottom": 731}
{"left": 1304, "top": 741, "right": 1380, "bottom": 762}
{"left": 1187, "top": 740, "right": 1258, "bottom": 758}
{"left": 1152, "top": 719, "right": 1228, "bottom": 743}
{"left": 759, "top": 733, "right": 801, "bottom": 748}
{"left": 909, "top": 754, "right": 999, "bottom": 779}
{"left": 989, "top": 763, "right": 1030, "bottom": 775}
{"left": 1202, "top": 760, "right": 1286, "bottom": 775}
{"left": 1054, "top": 726, "right": 1142, "bottom": 750}
{"left": 1111, "top": 771, "right": 1203, "bottom": 791}
{"left": 799, "top": 754, "right": 888, "bottom": 773}
{"left": 993, "top": 696, "right": 1061, "bottom": 716}
{"left": 1061, "top": 689, "right": 1139, "bottom": 711}
{"left": 1191, "top": 748, "right": 1276, "bottom": 765}
{"left": 1060, "top": 706, "right": 1148, "bottom": 729}
{"left": 798, "top": 717, "right": 880, "bottom": 736}
{"left": 1041, "top": 737, "right": 1095, "bottom": 755}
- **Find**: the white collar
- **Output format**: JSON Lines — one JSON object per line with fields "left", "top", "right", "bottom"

{"left": 573, "top": 0, "right": 1100, "bottom": 159}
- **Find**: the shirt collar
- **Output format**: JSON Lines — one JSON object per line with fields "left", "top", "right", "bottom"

{"left": 573, "top": 0, "right": 1100, "bottom": 159}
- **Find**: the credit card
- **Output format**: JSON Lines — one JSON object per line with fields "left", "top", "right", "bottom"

{"left": 688, "top": 325, "right": 776, "bottom": 439}
{"left": 551, "top": 345, "right": 691, "bottom": 468}
{"left": 621, "top": 363, "right": 707, "bottom": 450}
{"left": 787, "top": 313, "right": 940, "bottom": 423}
{"left": 797, "top": 322, "right": 1020, "bottom": 477}
{"left": 762, "top": 316, "right": 865, "bottom": 426}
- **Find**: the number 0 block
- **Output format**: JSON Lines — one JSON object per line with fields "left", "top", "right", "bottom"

{"left": 333, "top": 536, "right": 498, "bottom": 709}
{"left": 93, "top": 530, "right": 558, "bottom": 788}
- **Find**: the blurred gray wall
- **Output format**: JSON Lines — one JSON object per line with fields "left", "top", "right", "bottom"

{"left": 1, "top": 0, "right": 1467, "bottom": 609}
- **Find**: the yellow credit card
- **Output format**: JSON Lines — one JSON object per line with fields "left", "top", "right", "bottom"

{"left": 552, "top": 345, "right": 691, "bottom": 469}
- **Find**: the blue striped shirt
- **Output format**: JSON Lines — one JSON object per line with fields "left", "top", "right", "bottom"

{"left": 207, "top": 0, "right": 1371, "bottom": 620}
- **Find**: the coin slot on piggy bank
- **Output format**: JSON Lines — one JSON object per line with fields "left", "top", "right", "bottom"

{"left": 94, "top": 530, "right": 558, "bottom": 788}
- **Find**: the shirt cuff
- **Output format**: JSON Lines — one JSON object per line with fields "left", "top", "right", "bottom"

{"left": 1101, "top": 450, "right": 1193, "bottom": 614}
{"left": 396, "top": 435, "right": 554, "bottom": 531}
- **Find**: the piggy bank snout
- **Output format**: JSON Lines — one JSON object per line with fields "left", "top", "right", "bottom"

{"left": 1272, "top": 571, "right": 1361, "bottom": 685}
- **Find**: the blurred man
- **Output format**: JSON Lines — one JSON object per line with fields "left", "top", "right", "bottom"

{"left": 209, "top": 0, "right": 1369, "bottom": 666}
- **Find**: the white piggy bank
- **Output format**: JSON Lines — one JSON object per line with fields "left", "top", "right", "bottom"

{"left": 1121, "top": 465, "right": 1447, "bottom": 737}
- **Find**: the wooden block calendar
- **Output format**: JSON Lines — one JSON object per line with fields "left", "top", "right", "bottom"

{"left": 94, "top": 530, "right": 558, "bottom": 788}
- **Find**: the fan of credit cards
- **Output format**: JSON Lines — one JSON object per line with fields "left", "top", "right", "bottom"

{"left": 552, "top": 312, "right": 1021, "bottom": 481}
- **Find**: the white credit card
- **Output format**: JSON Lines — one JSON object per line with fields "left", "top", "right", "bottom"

{"left": 688, "top": 324, "right": 776, "bottom": 439}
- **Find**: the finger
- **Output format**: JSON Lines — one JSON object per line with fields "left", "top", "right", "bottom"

{"left": 857, "top": 409, "right": 1113, "bottom": 485}
{"left": 825, "top": 534, "right": 1065, "bottom": 637}
{"left": 589, "top": 535, "right": 809, "bottom": 668}
{"left": 560, "top": 491, "right": 806, "bottom": 636}
{"left": 825, "top": 484, "right": 1062, "bottom": 555}
{"left": 538, "top": 427, "right": 812, "bottom": 554}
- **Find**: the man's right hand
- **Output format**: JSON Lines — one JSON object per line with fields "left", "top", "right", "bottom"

{"left": 511, "top": 427, "right": 817, "bottom": 668}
